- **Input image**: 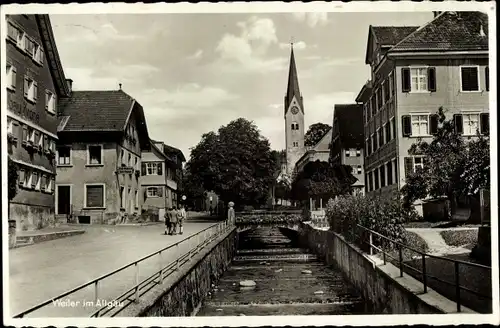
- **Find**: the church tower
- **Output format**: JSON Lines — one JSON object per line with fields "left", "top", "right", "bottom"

{"left": 284, "top": 44, "right": 305, "bottom": 175}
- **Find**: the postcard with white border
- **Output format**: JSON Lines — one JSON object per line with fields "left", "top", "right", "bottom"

{"left": 1, "top": 1, "right": 498, "bottom": 327}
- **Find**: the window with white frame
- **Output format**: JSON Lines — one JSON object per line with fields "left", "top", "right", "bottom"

{"left": 24, "top": 76, "right": 37, "bottom": 102}
{"left": 45, "top": 90, "right": 56, "bottom": 114}
{"left": 293, "top": 141, "right": 298, "bottom": 147}
{"left": 410, "top": 67, "right": 428, "bottom": 92}
{"left": 463, "top": 113, "right": 480, "bottom": 135}
{"left": 57, "top": 146, "right": 71, "bottom": 165}
{"left": 33, "top": 43, "right": 44, "bottom": 64}
{"left": 6, "top": 64, "right": 16, "bottom": 90}
{"left": 147, "top": 187, "right": 159, "bottom": 197}
{"left": 414, "top": 157, "right": 424, "bottom": 171}
{"left": 357, "top": 165, "right": 362, "bottom": 175}
{"left": 146, "top": 163, "right": 158, "bottom": 175}
{"left": 460, "top": 66, "right": 479, "bottom": 92}
{"left": 411, "top": 115, "right": 429, "bottom": 136}
{"left": 85, "top": 184, "right": 105, "bottom": 208}
{"left": 88, "top": 145, "right": 102, "bottom": 165}
{"left": 24, "top": 37, "right": 35, "bottom": 56}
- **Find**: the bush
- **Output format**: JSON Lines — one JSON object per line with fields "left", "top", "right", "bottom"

{"left": 440, "top": 229, "right": 478, "bottom": 247}
{"left": 326, "top": 193, "right": 420, "bottom": 252}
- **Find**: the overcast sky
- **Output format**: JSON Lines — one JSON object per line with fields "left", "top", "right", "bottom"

{"left": 51, "top": 12, "right": 433, "bottom": 160}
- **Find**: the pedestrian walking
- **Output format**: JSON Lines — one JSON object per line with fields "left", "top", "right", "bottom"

{"left": 227, "top": 201, "right": 235, "bottom": 225}
{"left": 164, "top": 208, "right": 172, "bottom": 235}
{"left": 170, "top": 206, "right": 178, "bottom": 235}
{"left": 178, "top": 205, "right": 186, "bottom": 235}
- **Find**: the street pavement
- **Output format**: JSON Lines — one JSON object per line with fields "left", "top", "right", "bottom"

{"left": 8, "top": 215, "right": 221, "bottom": 317}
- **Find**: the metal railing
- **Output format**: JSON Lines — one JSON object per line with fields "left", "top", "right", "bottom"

{"left": 14, "top": 219, "right": 234, "bottom": 318}
{"left": 350, "top": 224, "right": 492, "bottom": 313}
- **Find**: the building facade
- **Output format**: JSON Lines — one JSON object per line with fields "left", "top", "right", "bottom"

{"left": 329, "top": 104, "right": 365, "bottom": 194}
{"left": 162, "top": 144, "right": 186, "bottom": 208}
{"left": 5, "top": 14, "right": 70, "bottom": 230}
{"left": 357, "top": 11, "right": 490, "bottom": 209}
{"left": 56, "top": 89, "right": 150, "bottom": 224}
{"left": 283, "top": 45, "right": 306, "bottom": 175}
{"left": 140, "top": 140, "right": 168, "bottom": 218}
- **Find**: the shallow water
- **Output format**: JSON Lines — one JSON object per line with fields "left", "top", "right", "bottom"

{"left": 197, "top": 227, "right": 372, "bottom": 316}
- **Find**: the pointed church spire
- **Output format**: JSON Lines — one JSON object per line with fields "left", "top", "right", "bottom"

{"left": 285, "top": 43, "right": 302, "bottom": 113}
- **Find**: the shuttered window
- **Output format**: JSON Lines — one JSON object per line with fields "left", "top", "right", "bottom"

{"left": 402, "top": 68, "right": 411, "bottom": 92}
{"left": 480, "top": 113, "right": 490, "bottom": 134}
{"left": 429, "top": 114, "right": 439, "bottom": 135}
{"left": 454, "top": 114, "right": 464, "bottom": 135}
{"left": 86, "top": 185, "right": 104, "bottom": 208}
{"left": 460, "top": 66, "right": 479, "bottom": 91}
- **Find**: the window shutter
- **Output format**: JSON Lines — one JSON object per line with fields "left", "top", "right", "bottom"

{"left": 157, "top": 163, "right": 163, "bottom": 175}
{"left": 453, "top": 114, "right": 463, "bottom": 134}
{"left": 11, "top": 67, "right": 17, "bottom": 88}
{"left": 158, "top": 187, "right": 163, "bottom": 197}
{"left": 31, "top": 172, "right": 38, "bottom": 188}
{"left": 141, "top": 163, "right": 146, "bottom": 175}
{"left": 23, "top": 77, "right": 29, "bottom": 97}
{"left": 402, "top": 115, "right": 412, "bottom": 137}
{"left": 485, "top": 66, "right": 489, "bottom": 92}
{"left": 428, "top": 67, "right": 436, "bottom": 92}
{"left": 144, "top": 188, "right": 148, "bottom": 199}
{"left": 33, "top": 81, "right": 38, "bottom": 101}
{"left": 429, "top": 114, "right": 439, "bottom": 135}
{"left": 404, "top": 157, "right": 413, "bottom": 178}
{"left": 402, "top": 68, "right": 411, "bottom": 92}
{"left": 53, "top": 95, "right": 57, "bottom": 113}
{"left": 18, "top": 169, "right": 25, "bottom": 186}
{"left": 45, "top": 91, "right": 49, "bottom": 109}
{"left": 480, "top": 113, "right": 490, "bottom": 134}
{"left": 22, "top": 125, "right": 28, "bottom": 141}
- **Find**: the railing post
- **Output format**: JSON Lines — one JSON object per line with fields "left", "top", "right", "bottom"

{"left": 455, "top": 261, "right": 461, "bottom": 312}
{"left": 94, "top": 281, "right": 99, "bottom": 306}
{"left": 369, "top": 232, "right": 373, "bottom": 256}
{"left": 134, "top": 262, "right": 139, "bottom": 302}
{"left": 422, "top": 254, "right": 427, "bottom": 293}
{"left": 159, "top": 251, "right": 164, "bottom": 284}
{"left": 176, "top": 243, "right": 180, "bottom": 270}
{"left": 399, "top": 247, "right": 403, "bottom": 277}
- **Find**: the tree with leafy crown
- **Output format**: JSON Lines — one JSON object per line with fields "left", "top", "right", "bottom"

{"left": 401, "top": 107, "right": 490, "bottom": 212}
{"left": 186, "top": 118, "right": 277, "bottom": 209}
{"left": 304, "top": 123, "right": 332, "bottom": 147}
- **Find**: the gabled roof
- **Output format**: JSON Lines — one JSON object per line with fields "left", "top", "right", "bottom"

{"left": 35, "top": 15, "right": 70, "bottom": 98}
{"left": 390, "top": 11, "right": 489, "bottom": 52}
{"left": 163, "top": 144, "right": 186, "bottom": 163}
{"left": 284, "top": 45, "right": 303, "bottom": 113}
{"left": 333, "top": 104, "right": 364, "bottom": 149}
{"left": 58, "top": 90, "right": 150, "bottom": 148}
{"left": 58, "top": 90, "right": 135, "bottom": 131}
{"left": 312, "top": 127, "right": 332, "bottom": 152}
{"left": 372, "top": 26, "right": 419, "bottom": 47}
{"left": 365, "top": 25, "right": 418, "bottom": 64}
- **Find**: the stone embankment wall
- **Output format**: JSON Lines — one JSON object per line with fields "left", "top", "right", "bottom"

{"left": 298, "top": 224, "right": 464, "bottom": 314}
{"left": 131, "top": 228, "right": 237, "bottom": 317}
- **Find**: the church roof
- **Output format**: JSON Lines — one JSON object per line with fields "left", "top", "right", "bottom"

{"left": 285, "top": 46, "right": 303, "bottom": 114}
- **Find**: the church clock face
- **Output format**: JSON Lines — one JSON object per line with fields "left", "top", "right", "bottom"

{"left": 290, "top": 106, "right": 299, "bottom": 115}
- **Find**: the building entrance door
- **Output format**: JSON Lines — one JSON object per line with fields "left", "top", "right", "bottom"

{"left": 57, "top": 185, "right": 71, "bottom": 215}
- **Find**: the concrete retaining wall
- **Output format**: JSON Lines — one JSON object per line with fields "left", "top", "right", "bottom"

{"left": 128, "top": 228, "right": 237, "bottom": 317}
{"left": 298, "top": 224, "right": 462, "bottom": 314}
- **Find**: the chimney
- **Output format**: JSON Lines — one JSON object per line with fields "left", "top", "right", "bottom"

{"left": 66, "top": 78, "right": 73, "bottom": 94}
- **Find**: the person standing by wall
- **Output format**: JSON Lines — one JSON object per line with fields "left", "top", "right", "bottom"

{"left": 178, "top": 205, "right": 186, "bottom": 235}
{"left": 164, "top": 207, "right": 172, "bottom": 235}
{"left": 170, "top": 206, "right": 178, "bottom": 235}
{"left": 227, "top": 201, "right": 235, "bottom": 225}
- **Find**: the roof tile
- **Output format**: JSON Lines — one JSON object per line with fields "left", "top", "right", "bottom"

{"left": 372, "top": 26, "right": 419, "bottom": 46}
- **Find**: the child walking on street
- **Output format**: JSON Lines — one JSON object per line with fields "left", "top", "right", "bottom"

{"left": 178, "top": 205, "right": 187, "bottom": 235}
